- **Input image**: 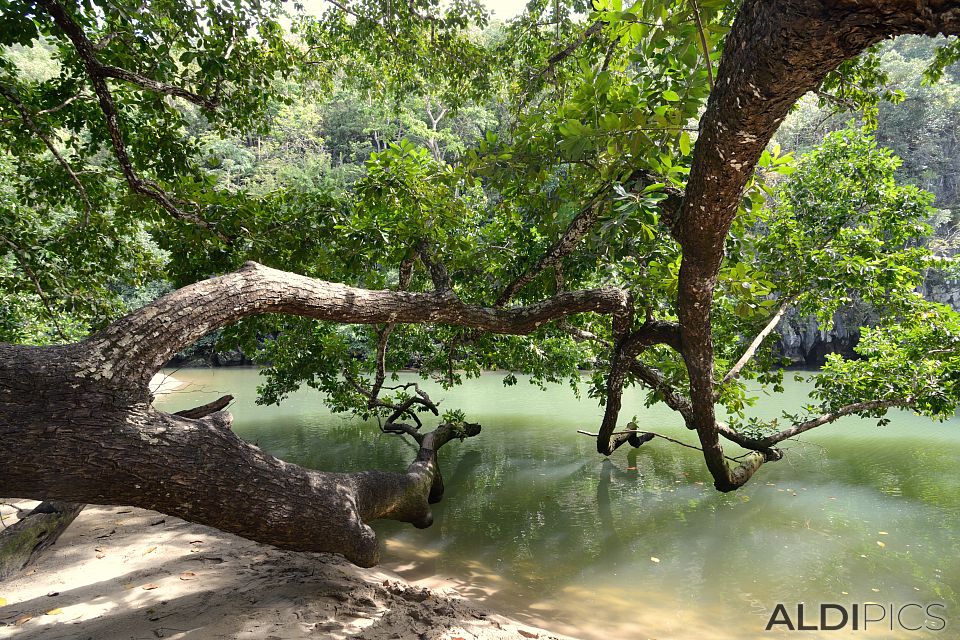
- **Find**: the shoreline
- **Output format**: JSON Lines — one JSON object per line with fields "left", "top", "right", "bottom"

{"left": 149, "top": 372, "right": 189, "bottom": 396}
{"left": 0, "top": 502, "right": 577, "bottom": 640}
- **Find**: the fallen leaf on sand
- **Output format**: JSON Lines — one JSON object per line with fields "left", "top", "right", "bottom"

{"left": 179, "top": 572, "right": 197, "bottom": 580}
{"left": 650, "top": 557, "right": 661, "bottom": 563}
{"left": 45, "top": 608, "right": 63, "bottom": 615}
{"left": 15, "top": 615, "right": 32, "bottom": 625}
{"left": 518, "top": 631, "right": 539, "bottom": 639}
{"left": 0, "top": 597, "right": 6, "bottom": 606}
{"left": 142, "top": 583, "right": 160, "bottom": 591}
{"left": 143, "top": 546, "right": 157, "bottom": 556}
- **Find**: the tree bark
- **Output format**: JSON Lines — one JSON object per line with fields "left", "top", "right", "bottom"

{"left": 0, "top": 501, "right": 84, "bottom": 579}
{"left": 675, "top": 0, "right": 960, "bottom": 491}
{"left": 0, "top": 262, "right": 634, "bottom": 567}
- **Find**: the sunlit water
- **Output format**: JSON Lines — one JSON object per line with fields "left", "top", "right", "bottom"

{"left": 154, "top": 368, "right": 960, "bottom": 639}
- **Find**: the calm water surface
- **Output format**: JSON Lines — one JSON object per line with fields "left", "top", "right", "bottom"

{"left": 154, "top": 368, "right": 960, "bottom": 639}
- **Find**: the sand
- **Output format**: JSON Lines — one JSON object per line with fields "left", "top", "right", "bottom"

{"left": 149, "top": 372, "right": 189, "bottom": 396}
{"left": 0, "top": 501, "right": 576, "bottom": 640}
{"left": 1, "top": 373, "right": 574, "bottom": 639}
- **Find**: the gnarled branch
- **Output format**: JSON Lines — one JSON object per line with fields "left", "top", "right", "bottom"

{"left": 39, "top": 0, "right": 228, "bottom": 241}
{"left": 87, "top": 261, "right": 632, "bottom": 394}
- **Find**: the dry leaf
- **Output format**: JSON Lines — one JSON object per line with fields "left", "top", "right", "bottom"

{"left": 650, "top": 557, "right": 661, "bottom": 563}
{"left": 0, "top": 597, "right": 6, "bottom": 607}
{"left": 143, "top": 546, "right": 157, "bottom": 556}
{"left": 141, "top": 583, "right": 160, "bottom": 591}
{"left": 877, "top": 541, "right": 886, "bottom": 548}
{"left": 179, "top": 572, "right": 197, "bottom": 581}
{"left": 45, "top": 608, "right": 63, "bottom": 616}
{"left": 878, "top": 531, "right": 888, "bottom": 535}
{"left": 518, "top": 631, "right": 539, "bottom": 639}
{"left": 15, "top": 614, "right": 32, "bottom": 625}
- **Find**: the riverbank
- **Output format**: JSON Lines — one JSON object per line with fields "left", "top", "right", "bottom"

{"left": 149, "top": 372, "right": 188, "bottom": 395}
{"left": 0, "top": 501, "right": 576, "bottom": 639}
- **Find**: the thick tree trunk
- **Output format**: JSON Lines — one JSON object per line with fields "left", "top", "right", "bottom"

{"left": 0, "top": 501, "right": 84, "bottom": 579}
{"left": 675, "top": 0, "right": 960, "bottom": 491}
{"left": 0, "top": 262, "right": 626, "bottom": 566}
{"left": 0, "top": 340, "right": 474, "bottom": 567}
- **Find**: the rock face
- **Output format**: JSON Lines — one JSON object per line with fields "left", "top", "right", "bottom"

{"left": 775, "top": 278, "right": 960, "bottom": 367}
{"left": 776, "top": 309, "right": 863, "bottom": 367}
{"left": 927, "top": 283, "right": 960, "bottom": 309}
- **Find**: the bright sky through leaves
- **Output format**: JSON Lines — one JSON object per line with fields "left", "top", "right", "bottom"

{"left": 304, "top": 0, "right": 528, "bottom": 19}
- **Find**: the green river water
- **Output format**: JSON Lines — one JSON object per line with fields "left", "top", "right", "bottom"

{"left": 154, "top": 368, "right": 960, "bottom": 639}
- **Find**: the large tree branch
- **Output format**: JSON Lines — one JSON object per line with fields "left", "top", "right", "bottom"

{"left": 496, "top": 170, "right": 683, "bottom": 306}
{"left": 594, "top": 320, "right": 683, "bottom": 454}
{"left": 0, "top": 354, "right": 479, "bottom": 567}
{"left": 675, "top": 0, "right": 960, "bottom": 491}
{"left": 532, "top": 19, "right": 603, "bottom": 85}
{"left": 86, "top": 261, "right": 631, "bottom": 393}
{"left": 39, "top": 0, "right": 228, "bottom": 241}
{"left": 495, "top": 187, "right": 609, "bottom": 306}
{"left": 716, "top": 398, "right": 914, "bottom": 451}
{"left": 96, "top": 64, "right": 219, "bottom": 110}
{"left": 628, "top": 360, "right": 693, "bottom": 420}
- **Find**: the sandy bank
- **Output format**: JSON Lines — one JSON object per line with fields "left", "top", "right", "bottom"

{"left": 0, "top": 502, "right": 576, "bottom": 640}
{"left": 149, "top": 373, "right": 188, "bottom": 395}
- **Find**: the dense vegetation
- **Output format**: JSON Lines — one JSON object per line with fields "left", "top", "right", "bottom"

{"left": 2, "top": 0, "right": 960, "bottom": 564}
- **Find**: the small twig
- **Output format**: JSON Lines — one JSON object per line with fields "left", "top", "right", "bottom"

{"left": 578, "top": 428, "right": 745, "bottom": 463}
{"left": 690, "top": 0, "right": 714, "bottom": 90}
{"left": 718, "top": 297, "right": 792, "bottom": 389}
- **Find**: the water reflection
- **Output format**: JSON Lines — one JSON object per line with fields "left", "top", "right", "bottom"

{"left": 156, "top": 369, "right": 960, "bottom": 639}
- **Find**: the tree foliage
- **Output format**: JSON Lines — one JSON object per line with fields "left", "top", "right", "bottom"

{"left": 3, "top": 0, "right": 960, "bottom": 495}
